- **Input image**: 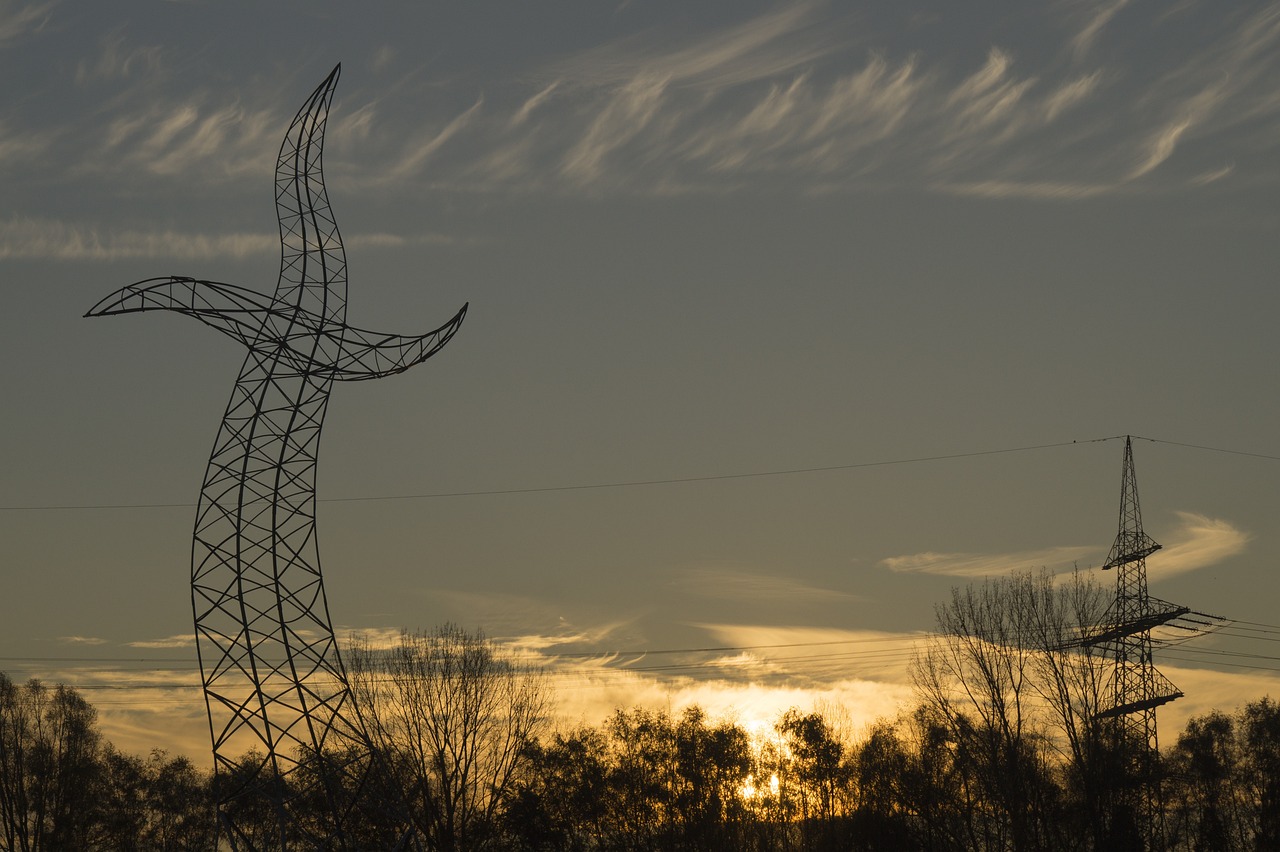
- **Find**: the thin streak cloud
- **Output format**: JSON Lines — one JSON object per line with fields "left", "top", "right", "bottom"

{"left": 881, "top": 545, "right": 1097, "bottom": 578}
{"left": 883, "top": 511, "right": 1248, "bottom": 580}
{"left": 551, "top": 1, "right": 830, "bottom": 90}
{"left": 1148, "top": 511, "right": 1248, "bottom": 581}
{"left": 0, "top": 0, "right": 57, "bottom": 46}
{"left": 1070, "top": 0, "right": 1130, "bottom": 59}
{"left": 59, "top": 635, "right": 108, "bottom": 646}
{"left": 0, "top": 217, "right": 454, "bottom": 261}
{"left": 384, "top": 97, "right": 484, "bottom": 183}
{"left": 126, "top": 634, "right": 196, "bottom": 649}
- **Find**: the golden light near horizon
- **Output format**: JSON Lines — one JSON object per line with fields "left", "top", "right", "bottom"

{"left": 4, "top": 10, "right": 1280, "bottom": 843}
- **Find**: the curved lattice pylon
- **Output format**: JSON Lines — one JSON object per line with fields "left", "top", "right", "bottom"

{"left": 88, "top": 65, "right": 465, "bottom": 849}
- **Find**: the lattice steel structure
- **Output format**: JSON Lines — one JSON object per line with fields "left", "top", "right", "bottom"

{"left": 1083, "top": 436, "right": 1187, "bottom": 850}
{"left": 88, "top": 65, "right": 465, "bottom": 849}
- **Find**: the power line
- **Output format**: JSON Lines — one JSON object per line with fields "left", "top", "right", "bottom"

{"left": 1133, "top": 436, "right": 1280, "bottom": 463}
{"left": 7, "top": 433, "right": 1280, "bottom": 513}
{"left": 9, "top": 616, "right": 1278, "bottom": 673}
{"left": 0, "top": 436, "right": 1123, "bottom": 511}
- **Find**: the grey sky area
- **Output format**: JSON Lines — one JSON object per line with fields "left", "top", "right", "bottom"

{"left": 2, "top": 0, "right": 1279, "bottom": 756}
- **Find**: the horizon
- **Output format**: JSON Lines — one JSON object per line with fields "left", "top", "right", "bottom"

{"left": 3, "top": 0, "right": 1280, "bottom": 764}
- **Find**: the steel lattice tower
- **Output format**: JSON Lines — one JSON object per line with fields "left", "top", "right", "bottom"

{"left": 1084, "top": 436, "right": 1188, "bottom": 850}
{"left": 88, "top": 66, "right": 465, "bottom": 849}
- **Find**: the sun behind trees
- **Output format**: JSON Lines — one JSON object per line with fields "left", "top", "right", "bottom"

{"left": 2, "top": 602, "right": 1279, "bottom": 850}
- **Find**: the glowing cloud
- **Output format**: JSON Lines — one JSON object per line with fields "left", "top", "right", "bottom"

{"left": 882, "top": 512, "right": 1246, "bottom": 581}
{"left": 126, "top": 634, "right": 196, "bottom": 649}
{"left": 0, "top": 217, "right": 452, "bottom": 261}
{"left": 881, "top": 545, "right": 1097, "bottom": 578}
{"left": 58, "top": 635, "right": 108, "bottom": 645}
{"left": 1147, "top": 511, "right": 1249, "bottom": 582}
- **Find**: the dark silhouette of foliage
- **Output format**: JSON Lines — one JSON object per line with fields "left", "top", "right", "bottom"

{"left": 2, "top": 615, "right": 1277, "bottom": 851}
{"left": 346, "top": 624, "right": 549, "bottom": 852}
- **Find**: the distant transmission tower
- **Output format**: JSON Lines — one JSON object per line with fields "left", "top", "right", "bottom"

{"left": 88, "top": 65, "right": 465, "bottom": 849}
{"left": 1083, "top": 436, "right": 1188, "bottom": 850}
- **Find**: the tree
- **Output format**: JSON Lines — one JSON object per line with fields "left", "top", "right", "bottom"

{"left": 776, "top": 708, "right": 852, "bottom": 850}
{"left": 92, "top": 747, "right": 214, "bottom": 851}
{"left": 1233, "top": 697, "right": 1279, "bottom": 851}
{"left": 347, "top": 624, "right": 549, "bottom": 852}
{"left": 910, "top": 569, "right": 1137, "bottom": 850}
{"left": 671, "top": 706, "right": 753, "bottom": 850}
{"left": 1165, "top": 711, "right": 1244, "bottom": 852}
{"left": 505, "top": 725, "right": 611, "bottom": 851}
{"left": 0, "top": 674, "right": 103, "bottom": 851}
{"left": 849, "top": 718, "right": 914, "bottom": 850}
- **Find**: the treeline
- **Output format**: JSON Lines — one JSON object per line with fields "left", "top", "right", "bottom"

{"left": 2, "top": 596, "right": 1278, "bottom": 851}
{"left": 506, "top": 697, "right": 1280, "bottom": 852}
{"left": 0, "top": 676, "right": 212, "bottom": 850}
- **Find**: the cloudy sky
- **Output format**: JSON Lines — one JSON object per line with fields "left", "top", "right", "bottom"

{"left": 3, "top": 0, "right": 1280, "bottom": 756}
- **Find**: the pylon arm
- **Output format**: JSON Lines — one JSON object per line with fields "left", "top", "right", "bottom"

{"left": 329, "top": 303, "right": 468, "bottom": 380}
{"left": 1080, "top": 604, "right": 1191, "bottom": 646}
{"left": 1096, "top": 691, "right": 1184, "bottom": 719}
{"left": 86, "top": 277, "right": 467, "bottom": 380}
{"left": 85, "top": 277, "right": 285, "bottom": 348}
{"left": 1103, "top": 540, "right": 1162, "bottom": 570}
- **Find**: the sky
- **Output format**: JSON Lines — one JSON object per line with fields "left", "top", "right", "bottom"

{"left": 2, "top": 0, "right": 1280, "bottom": 758}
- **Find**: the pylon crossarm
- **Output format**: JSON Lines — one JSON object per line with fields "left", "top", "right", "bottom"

{"left": 1080, "top": 605, "right": 1191, "bottom": 646}
{"left": 1096, "top": 691, "right": 1184, "bottom": 719}
{"left": 330, "top": 302, "right": 468, "bottom": 380}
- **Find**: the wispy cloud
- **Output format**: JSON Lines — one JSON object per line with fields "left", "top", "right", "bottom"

{"left": 0, "top": 217, "right": 275, "bottom": 261}
{"left": 75, "top": 95, "right": 282, "bottom": 183}
{"left": 937, "top": 179, "right": 1114, "bottom": 199}
{"left": 0, "top": 0, "right": 57, "bottom": 46}
{"left": 882, "top": 511, "right": 1247, "bottom": 580}
{"left": 1189, "top": 163, "right": 1235, "bottom": 185}
{"left": 550, "top": 2, "right": 832, "bottom": 90}
{"left": 0, "top": 122, "right": 55, "bottom": 168}
{"left": 126, "top": 634, "right": 195, "bottom": 649}
{"left": 0, "top": 217, "right": 454, "bottom": 261}
{"left": 17, "top": 3, "right": 1280, "bottom": 202}
{"left": 1042, "top": 71, "right": 1102, "bottom": 122}
{"left": 75, "top": 30, "right": 164, "bottom": 84}
{"left": 1148, "top": 511, "right": 1248, "bottom": 581}
{"left": 882, "top": 545, "right": 1097, "bottom": 578}
{"left": 1069, "top": 0, "right": 1131, "bottom": 59}
{"left": 1125, "top": 4, "right": 1280, "bottom": 181}
{"left": 1157, "top": 663, "right": 1280, "bottom": 741}
{"left": 510, "top": 81, "right": 559, "bottom": 128}
{"left": 59, "top": 635, "right": 108, "bottom": 645}
{"left": 382, "top": 98, "right": 484, "bottom": 183}
{"left": 561, "top": 75, "right": 668, "bottom": 184}
{"left": 542, "top": 624, "right": 922, "bottom": 731}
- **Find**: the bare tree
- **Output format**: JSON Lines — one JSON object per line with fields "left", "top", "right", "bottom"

{"left": 347, "top": 625, "right": 548, "bottom": 852}
{"left": 913, "top": 570, "right": 1089, "bottom": 851}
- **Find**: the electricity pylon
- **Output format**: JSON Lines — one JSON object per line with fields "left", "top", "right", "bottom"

{"left": 1083, "top": 436, "right": 1187, "bottom": 851}
{"left": 88, "top": 65, "right": 465, "bottom": 848}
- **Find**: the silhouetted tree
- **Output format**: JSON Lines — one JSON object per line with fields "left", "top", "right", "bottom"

{"left": 776, "top": 708, "right": 852, "bottom": 850}
{"left": 91, "top": 747, "right": 214, "bottom": 851}
{"left": 913, "top": 572, "right": 1063, "bottom": 851}
{"left": 0, "top": 675, "right": 102, "bottom": 851}
{"left": 1239, "top": 696, "right": 1280, "bottom": 850}
{"left": 1165, "top": 710, "right": 1243, "bottom": 851}
{"left": 347, "top": 624, "right": 548, "bottom": 852}
{"left": 849, "top": 718, "right": 913, "bottom": 850}
{"left": 505, "top": 725, "right": 611, "bottom": 851}
{"left": 672, "top": 706, "right": 753, "bottom": 850}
